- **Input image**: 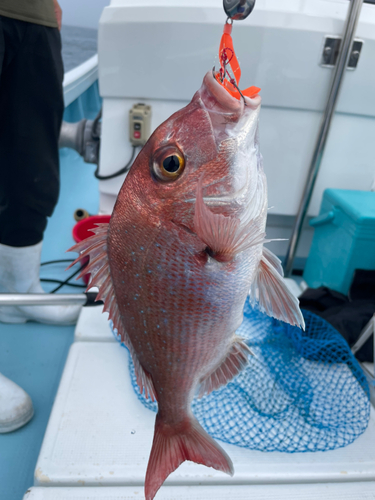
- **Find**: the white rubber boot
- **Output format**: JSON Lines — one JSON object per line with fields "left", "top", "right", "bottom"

{"left": 0, "top": 242, "right": 82, "bottom": 325}
{"left": 0, "top": 373, "right": 33, "bottom": 433}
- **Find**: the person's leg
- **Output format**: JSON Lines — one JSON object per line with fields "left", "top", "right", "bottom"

{"left": 0, "top": 18, "right": 34, "bottom": 433}
{"left": 0, "top": 17, "right": 81, "bottom": 324}
{"left": 0, "top": 16, "right": 63, "bottom": 245}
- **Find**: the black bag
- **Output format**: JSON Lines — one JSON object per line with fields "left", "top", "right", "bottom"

{"left": 299, "top": 270, "right": 375, "bottom": 362}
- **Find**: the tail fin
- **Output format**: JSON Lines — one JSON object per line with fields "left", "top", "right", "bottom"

{"left": 145, "top": 413, "right": 233, "bottom": 500}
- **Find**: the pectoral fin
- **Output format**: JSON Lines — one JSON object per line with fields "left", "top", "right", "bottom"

{"left": 194, "top": 177, "right": 265, "bottom": 262}
{"left": 250, "top": 247, "right": 305, "bottom": 330}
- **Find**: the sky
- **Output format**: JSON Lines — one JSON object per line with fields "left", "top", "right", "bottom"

{"left": 60, "top": 0, "right": 110, "bottom": 29}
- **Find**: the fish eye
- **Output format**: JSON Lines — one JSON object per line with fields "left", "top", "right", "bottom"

{"left": 163, "top": 155, "right": 181, "bottom": 173}
{"left": 152, "top": 149, "right": 185, "bottom": 182}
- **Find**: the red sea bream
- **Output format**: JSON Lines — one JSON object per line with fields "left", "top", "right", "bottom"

{"left": 70, "top": 70, "right": 304, "bottom": 500}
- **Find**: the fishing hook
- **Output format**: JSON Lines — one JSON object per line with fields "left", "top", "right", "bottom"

{"left": 212, "top": 67, "right": 247, "bottom": 106}
{"left": 229, "top": 78, "right": 247, "bottom": 106}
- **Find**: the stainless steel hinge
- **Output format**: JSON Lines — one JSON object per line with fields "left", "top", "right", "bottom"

{"left": 321, "top": 36, "right": 363, "bottom": 70}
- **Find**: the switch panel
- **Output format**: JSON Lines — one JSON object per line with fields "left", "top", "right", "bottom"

{"left": 129, "top": 103, "right": 152, "bottom": 146}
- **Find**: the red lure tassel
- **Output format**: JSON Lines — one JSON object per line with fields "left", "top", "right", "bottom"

{"left": 215, "top": 22, "right": 260, "bottom": 100}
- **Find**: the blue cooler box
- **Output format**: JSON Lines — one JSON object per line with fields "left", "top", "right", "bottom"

{"left": 303, "top": 189, "right": 375, "bottom": 295}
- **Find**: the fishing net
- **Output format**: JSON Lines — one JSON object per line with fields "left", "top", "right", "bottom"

{"left": 112, "top": 297, "right": 370, "bottom": 452}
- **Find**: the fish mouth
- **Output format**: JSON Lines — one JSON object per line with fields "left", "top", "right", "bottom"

{"left": 197, "top": 70, "right": 261, "bottom": 151}
{"left": 202, "top": 71, "right": 243, "bottom": 114}
{"left": 199, "top": 71, "right": 261, "bottom": 117}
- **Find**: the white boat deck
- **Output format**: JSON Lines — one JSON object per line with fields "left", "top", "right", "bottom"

{"left": 32, "top": 304, "right": 375, "bottom": 499}
{"left": 23, "top": 482, "right": 375, "bottom": 499}
{"left": 74, "top": 304, "right": 112, "bottom": 342}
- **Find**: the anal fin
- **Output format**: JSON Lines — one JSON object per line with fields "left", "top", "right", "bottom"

{"left": 250, "top": 247, "right": 305, "bottom": 330}
{"left": 198, "top": 337, "right": 253, "bottom": 398}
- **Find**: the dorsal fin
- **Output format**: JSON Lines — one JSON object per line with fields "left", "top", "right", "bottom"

{"left": 250, "top": 247, "right": 305, "bottom": 330}
{"left": 68, "top": 223, "right": 157, "bottom": 402}
{"left": 198, "top": 337, "right": 253, "bottom": 398}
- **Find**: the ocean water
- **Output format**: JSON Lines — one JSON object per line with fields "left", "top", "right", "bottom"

{"left": 61, "top": 25, "right": 98, "bottom": 72}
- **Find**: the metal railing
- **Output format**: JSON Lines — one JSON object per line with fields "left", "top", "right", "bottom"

{"left": 283, "top": 0, "right": 364, "bottom": 276}
{"left": 63, "top": 54, "right": 98, "bottom": 107}
{"left": 0, "top": 294, "right": 88, "bottom": 306}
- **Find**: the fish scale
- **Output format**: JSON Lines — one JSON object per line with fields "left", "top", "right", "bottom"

{"left": 69, "top": 71, "right": 304, "bottom": 500}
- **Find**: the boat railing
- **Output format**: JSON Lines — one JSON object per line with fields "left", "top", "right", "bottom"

{"left": 63, "top": 54, "right": 99, "bottom": 108}
{"left": 62, "top": 54, "right": 101, "bottom": 123}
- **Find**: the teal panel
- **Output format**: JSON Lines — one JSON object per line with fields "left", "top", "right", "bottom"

{"left": 304, "top": 189, "right": 375, "bottom": 294}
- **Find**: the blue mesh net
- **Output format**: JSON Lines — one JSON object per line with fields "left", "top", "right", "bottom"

{"left": 112, "top": 297, "right": 370, "bottom": 452}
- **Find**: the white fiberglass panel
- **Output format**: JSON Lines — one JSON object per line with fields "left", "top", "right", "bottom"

{"left": 99, "top": 1, "right": 375, "bottom": 117}
{"left": 74, "top": 304, "right": 114, "bottom": 342}
{"left": 97, "top": 0, "right": 375, "bottom": 219}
